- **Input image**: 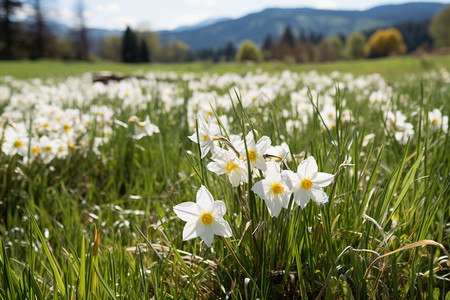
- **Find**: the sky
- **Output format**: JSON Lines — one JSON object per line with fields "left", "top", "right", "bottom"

{"left": 15, "top": 0, "right": 449, "bottom": 31}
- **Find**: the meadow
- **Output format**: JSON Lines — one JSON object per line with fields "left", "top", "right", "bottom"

{"left": 0, "top": 56, "right": 449, "bottom": 299}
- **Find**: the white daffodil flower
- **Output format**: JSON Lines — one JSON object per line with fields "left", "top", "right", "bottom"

{"left": 429, "top": 108, "right": 448, "bottom": 133}
{"left": 207, "top": 147, "right": 248, "bottom": 187}
{"left": 252, "top": 161, "right": 292, "bottom": 217}
{"left": 188, "top": 114, "right": 216, "bottom": 158}
{"left": 173, "top": 185, "right": 232, "bottom": 247}
{"left": 236, "top": 132, "right": 271, "bottom": 172}
{"left": 131, "top": 116, "right": 160, "bottom": 139}
{"left": 285, "top": 156, "right": 334, "bottom": 208}
{"left": 2, "top": 125, "right": 29, "bottom": 157}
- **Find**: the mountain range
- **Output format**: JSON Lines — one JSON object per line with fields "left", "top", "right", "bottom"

{"left": 158, "top": 2, "right": 446, "bottom": 50}
{"left": 45, "top": 2, "right": 447, "bottom": 54}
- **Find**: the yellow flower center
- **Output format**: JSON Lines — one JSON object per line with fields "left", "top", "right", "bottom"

{"left": 248, "top": 150, "right": 257, "bottom": 162}
{"left": 14, "top": 140, "right": 23, "bottom": 148}
{"left": 301, "top": 178, "right": 313, "bottom": 190}
{"left": 252, "top": 96, "right": 257, "bottom": 101}
{"left": 328, "top": 113, "right": 333, "bottom": 118}
{"left": 432, "top": 118, "right": 438, "bottom": 125}
{"left": 44, "top": 122, "right": 50, "bottom": 127}
{"left": 224, "top": 162, "right": 237, "bottom": 173}
{"left": 201, "top": 212, "right": 214, "bottom": 225}
{"left": 271, "top": 183, "right": 284, "bottom": 195}
{"left": 136, "top": 121, "right": 147, "bottom": 128}
{"left": 203, "top": 134, "right": 208, "bottom": 141}
{"left": 32, "top": 147, "right": 40, "bottom": 154}
{"left": 64, "top": 124, "right": 71, "bottom": 132}
{"left": 45, "top": 146, "right": 52, "bottom": 152}
{"left": 59, "top": 146, "right": 65, "bottom": 151}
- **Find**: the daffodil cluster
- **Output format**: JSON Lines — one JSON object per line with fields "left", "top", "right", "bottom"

{"left": 172, "top": 112, "right": 337, "bottom": 247}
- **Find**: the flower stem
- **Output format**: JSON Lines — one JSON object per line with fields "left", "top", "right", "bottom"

{"left": 221, "top": 236, "right": 261, "bottom": 294}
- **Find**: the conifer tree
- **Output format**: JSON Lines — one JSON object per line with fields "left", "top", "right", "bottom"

{"left": 122, "top": 26, "right": 138, "bottom": 62}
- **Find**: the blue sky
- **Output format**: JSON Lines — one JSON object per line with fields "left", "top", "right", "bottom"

{"left": 15, "top": 0, "right": 449, "bottom": 31}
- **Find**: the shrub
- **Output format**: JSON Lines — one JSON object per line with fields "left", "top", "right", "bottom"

{"left": 235, "top": 40, "right": 262, "bottom": 62}
{"left": 365, "top": 28, "right": 407, "bottom": 58}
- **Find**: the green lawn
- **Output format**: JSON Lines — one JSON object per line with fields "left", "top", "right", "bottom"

{"left": 1, "top": 54, "right": 450, "bottom": 79}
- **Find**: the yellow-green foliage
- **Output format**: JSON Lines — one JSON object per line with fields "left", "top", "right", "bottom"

{"left": 345, "top": 32, "right": 366, "bottom": 59}
{"left": 429, "top": 5, "right": 450, "bottom": 47}
{"left": 235, "top": 40, "right": 262, "bottom": 62}
{"left": 365, "top": 28, "right": 407, "bottom": 58}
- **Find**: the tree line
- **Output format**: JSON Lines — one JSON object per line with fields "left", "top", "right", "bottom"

{"left": 0, "top": 0, "right": 89, "bottom": 60}
{"left": 1, "top": 1, "right": 449, "bottom": 62}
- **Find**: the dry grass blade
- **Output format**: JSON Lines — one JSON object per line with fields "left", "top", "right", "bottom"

{"left": 363, "top": 239, "right": 450, "bottom": 279}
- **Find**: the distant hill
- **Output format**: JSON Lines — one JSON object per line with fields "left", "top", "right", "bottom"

{"left": 158, "top": 2, "right": 446, "bottom": 50}
{"left": 171, "top": 17, "right": 232, "bottom": 33}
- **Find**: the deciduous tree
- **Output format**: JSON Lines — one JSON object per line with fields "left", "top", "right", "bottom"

{"left": 235, "top": 40, "right": 262, "bottom": 62}
{"left": 365, "top": 28, "right": 407, "bottom": 58}
{"left": 428, "top": 5, "right": 450, "bottom": 47}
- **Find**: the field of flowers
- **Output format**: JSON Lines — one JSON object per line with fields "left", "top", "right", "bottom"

{"left": 0, "top": 67, "right": 449, "bottom": 299}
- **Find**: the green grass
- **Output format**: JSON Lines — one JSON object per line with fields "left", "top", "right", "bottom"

{"left": 0, "top": 63, "right": 449, "bottom": 298}
{"left": 1, "top": 54, "right": 450, "bottom": 79}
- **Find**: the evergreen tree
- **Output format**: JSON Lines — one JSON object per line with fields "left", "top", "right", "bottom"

{"left": 281, "top": 25, "right": 295, "bottom": 47}
{"left": 31, "top": 0, "right": 45, "bottom": 59}
{"left": 139, "top": 40, "right": 149, "bottom": 62}
{"left": 74, "top": 0, "right": 89, "bottom": 60}
{"left": 298, "top": 30, "right": 306, "bottom": 43}
{"left": 223, "top": 41, "right": 236, "bottom": 61}
{"left": 0, "top": 0, "right": 22, "bottom": 59}
{"left": 122, "top": 26, "right": 138, "bottom": 62}
{"left": 262, "top": 34, "right": 273, "bottom": 51}
{"left": 396, "top": 20, "right": 432, "bottom": 52}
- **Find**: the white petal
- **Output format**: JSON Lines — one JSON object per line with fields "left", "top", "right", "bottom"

{"left": 197, "top": 115, "right": 210, "bottom": 135}
{"left": 313, "top": 172, "right": 334, "bottom": 187}
{"left": 200, "top": 142, "right": 211, "bottom": 158}
{"left": 278, "top": 192, "right": 291, "bottom": 209}
{"left": 285, "top": 170, "right": 300, "bottom": 190}
{"left": 196, "top": 185, "right": 214, "bottom": 211}
{"left": 256, "top": 136, "right": 271, "bottom": 153}
{"left": 201, "top": 226, "right": 215, "bottom": 247}
{"left": 252, "top": 181, "right": 266, "bottom": 200}
{"left": 173, "top": 202, "right": 199, "bottom": 222}
{"left": 255, "top": 155, "right": 267, "bottom": 172}
{"left": 293, "top": 190, "right": 311, "bottom": 209}
{"left": 245, "top": 132, "right": 256, "bottom": 148}
{"left": 265, "top": 161, "right": 281, "bottom": 182}
{"left": 281, "top": 171, "right": 293, "bottom": 191}
{"left": 310, "top": 188, "right": 329, "bottom": 204}
{"left": 229, "top": 169, "right": 242, "bottom": 187}
{"left": 188, "top": 132, "right": 198, "bottom": 144}
{"left": 211, "top": 200, "right": 227, "bottom": 218}
{"left": 207, "top": 161, "right": 226, "bottom": 175}
{"left": 298, "top": 156, "right": 318, "bottom": 178}
{"left": 265, "top": 197, "right": 282, "bottom": 217}
{"left": 182, "top": 221, "right": 201, "bottom": 241}
{"left": 212, "top": 218, "right": 232, "bottom": 237}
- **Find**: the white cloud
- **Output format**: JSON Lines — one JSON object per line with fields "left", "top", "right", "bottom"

{"left": 185, "top": 0, "right": 218, "bottom": 7}
{"left": 167, "top": 11, "right": 211, "bottom": 30}
{"left": 86, "top": 14, "right": 136, "bottom": 30}
{"left": 95, "top": 3, "right": 121, "bottom": 14}
{"left": 314, "top": 0, "right": 338, "bottom": 10}
{"left": 14, "top": 4, "right": 34, "bottom": 20}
